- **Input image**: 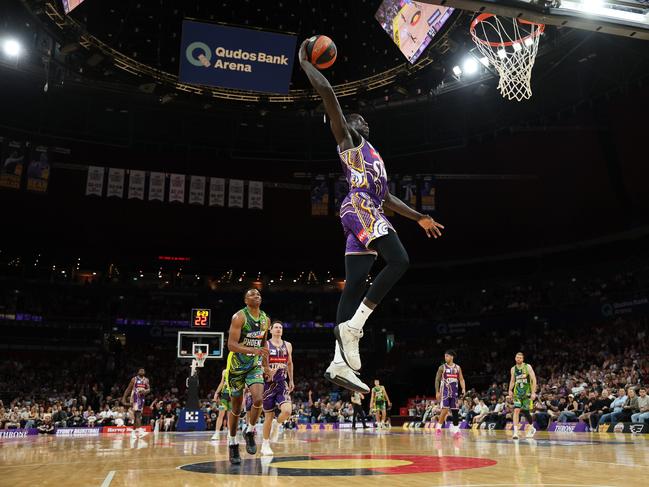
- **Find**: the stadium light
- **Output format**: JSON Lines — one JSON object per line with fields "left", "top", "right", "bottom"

{"left": 452, "top": 65, "right": 462, "bottom": 77}
{"left": 581, "top": 0, "right": 604, "bottom": 13}
{"left": 2, "top": 38, "right": 22, "bottom": 57}
{"left": 463, "top": 57, "right": 479, "bottom": 75}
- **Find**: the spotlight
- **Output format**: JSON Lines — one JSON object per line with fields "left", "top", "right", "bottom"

{"left": 452, "top": 65, "right": 462, "bottom": 76}
{"left": 463, "top": 57, "right": 479, "bottom": 75}
{"left": 2, "top": 39, "right": 21, "bottom": 57}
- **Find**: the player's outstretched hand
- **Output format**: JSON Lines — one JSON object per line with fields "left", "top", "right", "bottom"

{"left": 418, "top": 215, "right": 444, "bottom": 238}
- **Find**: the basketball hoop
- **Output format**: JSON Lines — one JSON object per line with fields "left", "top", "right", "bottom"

{"left": 193, "top": 350, "right": 207, "bottom": 368}
{"left": 470, "top": 13, "right": 545, "bottom": 101}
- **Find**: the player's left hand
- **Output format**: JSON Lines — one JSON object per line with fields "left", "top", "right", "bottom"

{"left": 288, "top": 381, "right": 295, "bottom": 393}
{"left": 418, "top": 215, "right": 444, "bottom": 238}
{"left": 388, "top": 402, "right": 392, "bottom": 409}
{"left": 531, "top": 393, "right": 537, "bottom": 401}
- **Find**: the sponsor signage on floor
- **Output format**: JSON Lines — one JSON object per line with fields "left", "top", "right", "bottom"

{"left": 101, "top": 426, "right": 152, "bottom": 434}
{"left": 55, "top": 427, "right": 102, "bottom": 437}
{"left": 0, "top": 428, "right": 39, "bottom": 439}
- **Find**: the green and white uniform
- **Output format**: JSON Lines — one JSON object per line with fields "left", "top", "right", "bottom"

{"left": 225, "top": 307, "right": 269, "bottom": 397}
{"left": 513, "top": 363, "right": 533, "bottom": 410}
{"left": 373, "top": 386, "right": 387, "bottom": 411}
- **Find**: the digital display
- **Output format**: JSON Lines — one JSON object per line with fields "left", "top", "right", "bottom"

{"left": 375, "top": 0, "right": 454, "bottom": 63}
{"left": 62, "top": 0, "right": 86, "bottom": 14}
{"left": 191, "top": 308, "right": 211, "bottom": 328}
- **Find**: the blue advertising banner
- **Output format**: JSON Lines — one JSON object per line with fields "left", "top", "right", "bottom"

{"left": 179, "top": 20, "right": 297, "bottom": 94}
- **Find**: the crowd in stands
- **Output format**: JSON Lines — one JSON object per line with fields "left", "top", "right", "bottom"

{"left": 405, "top": 317, "right": 649, "bottom": 430}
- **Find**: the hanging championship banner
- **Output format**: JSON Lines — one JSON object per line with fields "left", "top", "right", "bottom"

{"left": 383, "top": 176, "right": 398, "bottom": 216}
{"left": 127, "top": 170, "right": 146, "bottom": 200}
{"left": 0, "top": 139, "right": 25, "bottom": 190}
{"left": 106, "top": 168, "right": 125, "bottom": 198}
{"left": 85, "top": 166, "right": 105, "bottom": 196}
{"left": 26, "top": 146, "right": 51, "bottom": 193}
{"left": 209, "top": 177, "right": 225, "bottom": 207}
{"left": 148, "top": 172, "right": 165, "bottom": 201}
{"left": 169, "top": 174, "right": 186, "bottom": 203}
{"left": 248, "top": 180, "right": 263, "bottom": 210}
{"left": 189, "top": 175, "right": 206, "bottom": 205}
{"left": 311, "top": 175, "right": 329, "bottom": 216}
{"left": 400, "top": 175, "right": 417, "bottom": 208}
{"left": 334, "top": 176, "right": 348, "bottom": 216}
{"left": 228, "top": 179, "right": 244, "bottom": 208}
{"left": 421, "top": 176, "right": 435, "bottom": 212}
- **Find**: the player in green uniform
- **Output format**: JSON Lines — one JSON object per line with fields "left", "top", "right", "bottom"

{"left": 370, "top": 379, "right": 392, "bottom": 429}
{"left": 225, "top": 289, "right": 270, "bottom": 464}
{"left": 508, "top": 352, "right": 537, "bottom": 440}
{"left": 211, "top": 369, "right": 230, "bottom": 440}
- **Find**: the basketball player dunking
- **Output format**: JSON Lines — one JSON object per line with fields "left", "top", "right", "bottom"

{"left": 225, "top": 289, "right": 270, "bottom": 465}
{"left": 299, "top": 40, "right": 444, "bottom": 393}
{"left": 121, "top": 368, "right": 150, "bottom": 437}
{"left": 260, "top": 321, "right": 294, "bottom": 456}
{"left": 434, "top": 350, "right": 466, "bottom": 437}
{"left": 508, "top": 352, "right": 537, "bottom": 439}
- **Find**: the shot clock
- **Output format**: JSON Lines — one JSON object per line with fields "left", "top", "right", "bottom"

{"left": 191, "top": 308, "right": 211, "bottom": 329}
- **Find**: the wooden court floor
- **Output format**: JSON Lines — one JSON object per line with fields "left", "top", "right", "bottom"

{"left": 2, "top": 429, "right": 648, "bottom": 486}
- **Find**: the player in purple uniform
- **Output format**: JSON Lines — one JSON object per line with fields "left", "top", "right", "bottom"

{"left": 299, "top": 41, "right": 445, "bottom": 393}
{"left": 260, "top": 321, "right": 294, "bottom": 456}
{"left": 434, "top": 351, "right": 466, "bottom": 437}
{"left": 121, "top": 368, "right": 150, "bottom": 437}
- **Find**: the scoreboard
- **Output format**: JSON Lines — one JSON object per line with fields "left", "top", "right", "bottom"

{"left": 191, "top": 308, "right": 211, "bottom": 329}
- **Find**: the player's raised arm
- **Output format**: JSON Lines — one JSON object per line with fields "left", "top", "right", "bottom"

{"left": 383, "top": 192, "right": 444, "bottom": 239}
{"left": 227, "top": 311, "right": 269, "bottom": 358}
{"left": 298, "top": 40, "right": 353, "bottom": 149}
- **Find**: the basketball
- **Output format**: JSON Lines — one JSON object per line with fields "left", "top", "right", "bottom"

{"left": 306, "top": 35, "right": 337, "bottom": 70}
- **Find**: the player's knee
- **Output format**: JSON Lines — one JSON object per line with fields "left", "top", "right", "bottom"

{"left": 252, "top": 398, "right": 263, "bottom": 408}
{"left": 387, "top": 248, "right": 409, "bottom": 271}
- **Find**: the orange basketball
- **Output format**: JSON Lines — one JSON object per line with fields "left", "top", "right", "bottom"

{"left": 306, "top": 35, "right": 337, "bottom": 70}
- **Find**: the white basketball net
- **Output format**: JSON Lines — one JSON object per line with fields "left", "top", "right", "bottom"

{"left": 470, "top": 14, "right": 544, "bottom": 101}
{"left": 193, "top": 351, "right": 207, "bottom": 368}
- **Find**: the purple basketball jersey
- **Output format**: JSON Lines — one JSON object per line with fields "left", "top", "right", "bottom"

{"left": 131, "top": 376, "right": 149, "bottom": 411}
{"left": 441, "top": 364, "right": 460, "bottom": 409}
{"left": 338, "top": 137, "right": 388, "bottom": 204}
{"left": 267, "top": 340, "right": 288, "bottom": 383}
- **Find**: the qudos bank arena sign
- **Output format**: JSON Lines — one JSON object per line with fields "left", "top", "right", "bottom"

{"left": 179, "top": 20, "right": 297, "bottom": 94}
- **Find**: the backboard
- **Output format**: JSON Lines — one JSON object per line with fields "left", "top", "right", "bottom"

{"left": 177, "top": 331, "right": 224, "bottom": 359}
{"left": 420, "top": 0, "right": 649, "bottom": 40}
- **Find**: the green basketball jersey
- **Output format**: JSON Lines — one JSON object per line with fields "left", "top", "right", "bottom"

{"left": 514, "top": 363, "right": 532, "bottom": 397}
{"left": 227, "top": 307, "right": 269, "bottom": 372}
{"left": 373, "top": 386, "right": 385, "bottom": 403}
